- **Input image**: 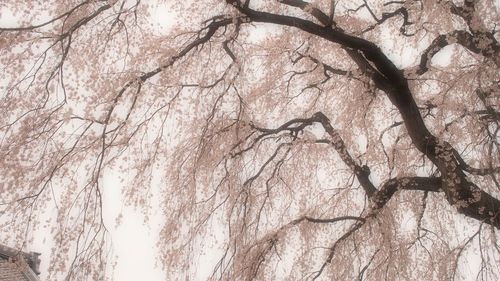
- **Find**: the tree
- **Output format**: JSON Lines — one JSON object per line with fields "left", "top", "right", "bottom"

{"left": 0, "top": 0, "right": 499, "bottom": 280}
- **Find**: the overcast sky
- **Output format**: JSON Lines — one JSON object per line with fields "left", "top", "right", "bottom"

{"left": 0, "top": 4, "right": 171, "bottom": 280}
{"left": 0, "top": 1, "right": 474, "bottom": 280}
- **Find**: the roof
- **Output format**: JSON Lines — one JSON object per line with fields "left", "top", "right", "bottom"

{"left": 0, "top": 244, "right": 41, "bottom": 281}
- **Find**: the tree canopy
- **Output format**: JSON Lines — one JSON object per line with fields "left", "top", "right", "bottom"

{"left": 0, "top": 0, "right": 499, "bottom": 280}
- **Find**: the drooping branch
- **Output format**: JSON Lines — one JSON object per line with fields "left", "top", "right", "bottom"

{"left": 226, "top": 2, "right": 500, "bottom": 229}
{"left": 0, "top": 1, "right": 107, "bottom": 32}
{"left": 312, "top": 175, "right": 442, "bottom": 280}
{"left": 249, "top": 112, "right": 378, "bottom": 197}
{"left": 237, "top": 213, "right": 365, "bottom": 280}
{"left": 291, "top": 215, "right": 365, "bottom": 225}
{"left": 2, "top": 1, "right": 499, "bottom": 279}
{"left": 248, "top": 111, "right": 447, "bottom": 202}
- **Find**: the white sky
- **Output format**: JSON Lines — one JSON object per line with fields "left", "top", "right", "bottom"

{"left": 0, "top": 1, "right": 478, "bottom": 280}
{"left": 101, "top": 170, "right": 165, "bottom": 281}
{"left": 0, "top": 4, "right": 168, "bottom": 280}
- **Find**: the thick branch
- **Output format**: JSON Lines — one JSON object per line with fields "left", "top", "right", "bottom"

{"left": 312, "top": 112, "right": 377, "bottom": 197}
{"left": 279, "top": 0, "right": 332, "bottom": 26}
{"left": 230, "top": 3, "right": 500, "bottom": 228}
{"left": 447, "top": 0, "right": 500, "bottom": 65}
{"left": 417, "top": 30, "right": 499, "bottom": 75}
{"left": 370, "top": 177, "right": 442, "bottom": 211}
{"left": 250, "top": 113, "right": 378, "bottom": 197}
{"left": 417, "top": 30, "right": 478, "bottom": 75}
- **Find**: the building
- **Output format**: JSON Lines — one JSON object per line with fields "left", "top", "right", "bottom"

{"left": 0, "top": 244, "right": 41, "bottom": 281}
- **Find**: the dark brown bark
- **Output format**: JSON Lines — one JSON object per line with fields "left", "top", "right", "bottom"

{"left": 231, "top": 2, "right": 500, "bottom": 229}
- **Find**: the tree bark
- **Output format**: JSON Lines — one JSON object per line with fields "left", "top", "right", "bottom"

{"left": 231, "top": 3, "right": 500, "bottom": 229}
